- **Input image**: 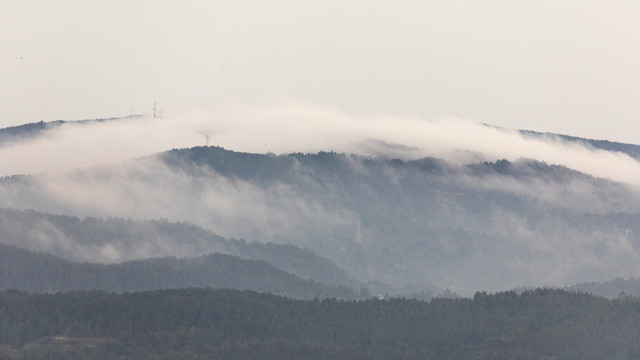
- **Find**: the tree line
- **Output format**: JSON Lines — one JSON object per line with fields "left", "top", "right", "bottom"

{"left": 2, "top": 288, "right": 640, "bottom": 359}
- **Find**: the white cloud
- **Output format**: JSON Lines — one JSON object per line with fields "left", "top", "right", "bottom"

{"left": 3, "top": 100, "right": 640, "bottom": 186}
{"left": 2, "top": 103, "right": 640, "bottom": 291}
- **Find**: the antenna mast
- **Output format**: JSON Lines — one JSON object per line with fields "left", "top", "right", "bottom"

{"left": 153, "top": 102, "right": 157, "bottom": 118}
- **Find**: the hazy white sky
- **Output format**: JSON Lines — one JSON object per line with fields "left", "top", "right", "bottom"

{"left": 2, "top": 1, "right": 640, "bottom": 143}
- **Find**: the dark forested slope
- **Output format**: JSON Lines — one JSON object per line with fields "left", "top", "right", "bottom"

{"left": 2, "top": 288, "right": 640, "bottom": 359}
{"left": 0, "top": 243, "right": 354, "bottom": 299}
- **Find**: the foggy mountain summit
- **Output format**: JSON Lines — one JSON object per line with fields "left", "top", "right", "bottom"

{"left": 2, "top": 106, "right": 640, "bottom": 184}
{"left": 5, "top": 2, "right": 640, "bottom": 356}
{"left": 2, "top": 113, "right": 640, "bottom": 295}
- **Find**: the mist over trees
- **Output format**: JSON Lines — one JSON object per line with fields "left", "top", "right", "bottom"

{"left": 3, "top": 118, "right": 640, "bottom": 358}
{"left": 156, "top": 146, "right": 640, "bottom": 293}
{"left": 2, "top": 144, "right": 640, "bottom": 294}
{"left": 0, "top": 208, "right": 356, "bottom": 289}
{"left": 0, "top": 243, "right": 354, "bottom": 299}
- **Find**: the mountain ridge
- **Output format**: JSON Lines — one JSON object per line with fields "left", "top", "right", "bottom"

{"left": 4, "top": 117, "right": 640, "bottom": 160}
{"left": 1, "top": 118, "right": 640, "bottom": 294}
{"left": 0, "top": 208, "right": 356, "bottom": 289}
{"left": 0, "top": 242, "right": 356, "bottom": 299}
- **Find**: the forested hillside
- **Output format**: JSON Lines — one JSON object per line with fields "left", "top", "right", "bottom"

{"left": 3, "top": 144, "right": 640, "bottom": 294}
{"left": 1, "top": 288, "right": 639, "bottom": 359}
{"left": 4, "top": 2, "right": 640, "bottom": 356}
{"left": 156, "top": 146, "right": 640, "bottom": 293}
{"left": 0, "top": 208, "right": 355, "bottom": 288}
{"left": 0, "top": 244, "right": 355, "bottom": 299}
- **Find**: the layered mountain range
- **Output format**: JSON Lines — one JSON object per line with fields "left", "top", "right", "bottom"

{"left": 2, "top": 117, "right": 640, "bottom": 297}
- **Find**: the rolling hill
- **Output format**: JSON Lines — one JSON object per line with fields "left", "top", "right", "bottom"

{"left": 0, "top": 208, "right": 356, "bottom": 289}
{"left": 0, "top": 243, "right": 355, "bottom": 299}
{"left": 2, "top": 118, "right": 640, "bottom": 294}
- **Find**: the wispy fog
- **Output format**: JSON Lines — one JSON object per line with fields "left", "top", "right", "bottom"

{"left": 2, "top": 100, "right": 640, "bottom": 186}
{"left": 0, "top": 157, "right": 355, "bottom": 250}
{"left": 3, "top": 101, "right": 640, "bottom": 293}
{"left": 0, "top": 142, "right": 639, "bottom": 293}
